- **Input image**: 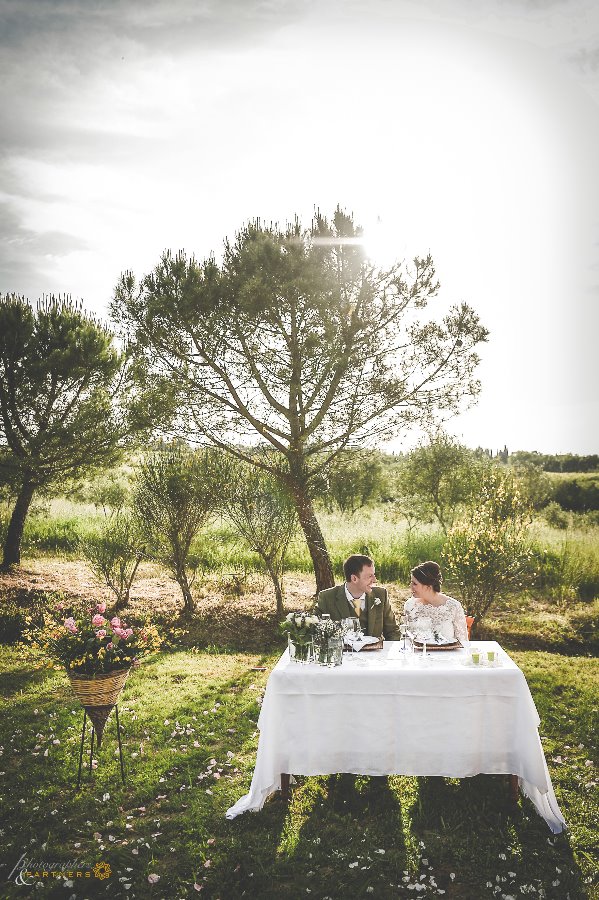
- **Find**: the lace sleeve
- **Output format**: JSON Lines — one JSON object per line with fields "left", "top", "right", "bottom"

{"left": 403, "top": 597, "right": 416, "bottom": 621}
{"left": 450, "top": 598, "right": 469, "bottom": 646}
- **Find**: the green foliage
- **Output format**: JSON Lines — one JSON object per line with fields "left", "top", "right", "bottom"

{"left": 511, "top": 462, "right": 553, "bottom": 512}
{"left": 0, "top": 295, "right": 123, "bottom": 477}
{"left": 531, "top": 533, "right": 599, "bottom": 604}
{"left": 543, "top": 501, "right": 571, "bottom": 530}
{"left": 79, "top": 510, "right": 144, "bottom": 610}
{"left": 509, "top": 450, "right": 599, "bottom": 472}
{"left": 12, "top": 514, "right": 84, "bottom": 554}
{"left": 0, "top": 294, "right": 141, "bottom": 566}
{"left": 113, "top": 207, "right": 488, "bottom": 590}
{"left": 133, "top": 447, "right": 228, "bottom": 613}
{"left": 444, "top": 468, "right": 533, "bottom": 628}
{"left": 552, "top": 474, "right": 599, "bottom": 512}
{"left": 223, "top": 458, "right": 297, "bottom": 613}
{"left": 388, "top": 433, "right": 486, "bottom": 533}
{"left": 320, "top": 450, "right": 386, "bottom": 514}
{"left": 73, "top": 468, "right": 132, "bottom": 514}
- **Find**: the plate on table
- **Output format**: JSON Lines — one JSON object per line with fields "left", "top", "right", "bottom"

{"left": 358, "top": 637, "right": 383, "bottom": 651}
{"left": 343, "top": 637, "right": 384, "bottom": 652}
{"left": 412, "top": 639, "right": 462, "bottom": 652}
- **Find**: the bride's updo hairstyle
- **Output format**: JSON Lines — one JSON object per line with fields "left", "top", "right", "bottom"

{"left": 411, "top": 561, "right": 443, "bottom": 593}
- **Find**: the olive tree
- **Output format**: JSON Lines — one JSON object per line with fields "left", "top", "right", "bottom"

{"left": 321, "top": 450, "right": 386, "bottom": 515}
{"left": 390, "top": 433, "right": 487, "bottom": 534}
{"left": 113, "top": 208, "right": 487, "bottom": 591}
{"left": 80, "top": 510, "right": 143, "bottom": 611}
{"left": 223, "top": 457, "right": 297, "bottom": 614}
{"left": 133, "top": 447, "right": 227, "bottom": 615}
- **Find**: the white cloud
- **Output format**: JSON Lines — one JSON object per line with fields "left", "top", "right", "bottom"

{"left": 1, "top": 0, "right": 598, "bottom": 451}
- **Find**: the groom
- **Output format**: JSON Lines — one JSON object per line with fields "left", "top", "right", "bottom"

{"left": 314, "top": 554, "right": 401, "bottom": 641}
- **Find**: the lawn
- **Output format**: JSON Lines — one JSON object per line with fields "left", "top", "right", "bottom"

{"left": 0, "top": 643, "right": 597, "bottom": 900}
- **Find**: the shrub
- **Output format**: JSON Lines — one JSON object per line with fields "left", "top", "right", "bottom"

{"left": 542, "top": 501, "right": 570, "bottom": 530}
{"left": 223, "top": 461, "right": 297, "bottom": 615}
{"left": 553, "top": 475, "right": 599, "bottom": 512}
{"left": 444, "top": 469, "right": 532, "bottom": 633}
{"left": 133, "top": 448, "right": 228, "bottom": 615}
{"left": 80, "top": 511, "right": 144, "bottom": 610}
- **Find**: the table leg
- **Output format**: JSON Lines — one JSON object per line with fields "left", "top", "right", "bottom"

{"left": 508, "top": 774, "right": 519, "bottom": 803}
{"left": 281, "top": 773, "right": 290, "bottom": 805}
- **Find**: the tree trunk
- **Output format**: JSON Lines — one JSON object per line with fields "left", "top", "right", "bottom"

{"left": 266, "top": 560, "right": 285, "bottom": 616}
{"left": 174, "top": 564, "right": 195, "bottom": 616}
{"left": 2, "top": 478, "right": 36, "bottom": 569}
{"left": 291, "top": 485, "right": 334, "bottom": 593}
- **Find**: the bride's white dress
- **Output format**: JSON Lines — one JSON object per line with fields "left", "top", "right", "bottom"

{"left": 404, "top": 596, "right": 469, "bottom": 645}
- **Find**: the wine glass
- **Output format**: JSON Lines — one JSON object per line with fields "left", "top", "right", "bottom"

{"left": 342, "top": 617, "right": 362, "bottom": 660}
{"left": 399, "top": 614, "right": 408, "bottom": 653}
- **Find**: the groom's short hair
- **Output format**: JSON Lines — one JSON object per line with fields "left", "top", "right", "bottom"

{"left": 343, "top": 554, "right": 374, "bottom": 581}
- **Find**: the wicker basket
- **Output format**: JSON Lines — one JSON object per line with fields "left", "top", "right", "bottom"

{"left": 68, "top": 668, "right": 130, "bottom": 747}
{"left": 68, "top": 668, "right": 130, "bottom": 707}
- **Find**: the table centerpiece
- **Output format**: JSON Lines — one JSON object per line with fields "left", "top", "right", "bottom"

{"left": 279, "top": 611, "right": 319, "bottom": 663}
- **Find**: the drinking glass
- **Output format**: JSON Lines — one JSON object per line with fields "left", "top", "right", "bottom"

{"left": 399, "top": 614, "right": 408, "bottom": 653}
{"left": 343, "top": 617, "right": 362, "bottom": 661}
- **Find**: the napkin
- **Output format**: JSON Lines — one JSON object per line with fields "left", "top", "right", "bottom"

{"left": 344, "top": 634, "right": 380, "bottom": 651}
{"left": 416, "top": 634, "right": 456, "bottom": 647}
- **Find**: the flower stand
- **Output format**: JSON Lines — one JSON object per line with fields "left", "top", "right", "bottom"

{"left": 68, "top": 668, "right": 130, "bottom": 788}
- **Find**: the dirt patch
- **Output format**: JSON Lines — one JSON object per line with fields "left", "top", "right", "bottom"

{"left": 0, "top": 559, "right": 328, "bottom": 650}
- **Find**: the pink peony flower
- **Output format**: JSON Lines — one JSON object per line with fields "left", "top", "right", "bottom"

{"left": 96, "top": 629, "right": 107, "bottom": 639}
{"left": 96, "top": 601, "right": 107, "bottom": 614}
{"left": 106, "top": 642, "right": 114, "bottom": 650}
{"left": 92, "top": 614, "right": 106, "bottom": 627}
{"left": 114, "top": 626, "right": 133, "bottom": 640}
{"left": 64, "top": 617, "right": 78, "bottom": 634}
{"left": 110, "top": 616, "right": 121, "bottom": 628}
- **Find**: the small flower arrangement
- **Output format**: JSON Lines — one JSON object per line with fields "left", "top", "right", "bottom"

{"left": 371, "top": 596, "right": 382, "bottom": 607}
{"left": 29, "top": 601, "right": 161, "bottom": 676}
{"left": 279, "top": 611, "right": 319, "bottom": 646}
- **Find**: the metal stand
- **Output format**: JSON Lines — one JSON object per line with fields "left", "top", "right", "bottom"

{"left": 76, "top": 704, "right": 126, "bottom": 788}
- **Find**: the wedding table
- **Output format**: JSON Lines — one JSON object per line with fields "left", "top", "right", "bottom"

{"left": 226, "top": 641, "right": 566, "bottom": 832}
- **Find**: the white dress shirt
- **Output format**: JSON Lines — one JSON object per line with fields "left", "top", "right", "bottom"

{"left": 344, "top": 583, "right": 366, "bottom": 613}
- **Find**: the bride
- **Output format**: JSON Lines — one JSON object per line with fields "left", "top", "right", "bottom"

{"left": 404, "top": 561, "right": 469, "bottom": 646}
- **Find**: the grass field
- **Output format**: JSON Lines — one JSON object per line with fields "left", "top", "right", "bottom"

{"left": 0, "top": 642, "right": 597, "bottom": 900}
{"left": 6, "top": 501, "right": 599, "bottom": 603}
{"left": 0, "top": 498, "right": 597, "bottom": 898}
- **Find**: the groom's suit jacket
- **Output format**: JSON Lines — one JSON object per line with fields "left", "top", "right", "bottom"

{"left": 314, "top": 584, "right": 401, "bottom": 641}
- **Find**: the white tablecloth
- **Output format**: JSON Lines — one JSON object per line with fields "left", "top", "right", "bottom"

{"left": 226, "top": 641, "right": 566, "bottom": 833}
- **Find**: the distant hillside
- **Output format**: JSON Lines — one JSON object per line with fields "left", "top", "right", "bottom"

{"left": 508, "top": 451, "right": 599, "bottom": 472}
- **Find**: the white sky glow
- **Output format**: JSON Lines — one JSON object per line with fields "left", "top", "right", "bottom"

{"left": 1, "top": 0, "right": 598, "bottom": 454}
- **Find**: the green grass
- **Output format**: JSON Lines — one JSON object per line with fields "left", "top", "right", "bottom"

{"left": 0, "top": 647, "right": 597, "bottom": 900}
{"left": 7, "top": 501, "right": 599, "bottom": 603}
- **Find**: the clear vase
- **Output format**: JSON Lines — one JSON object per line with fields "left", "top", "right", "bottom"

{"left": 288, "top": 636, "right": 313, "bottom": 664}
{"left": 316, "top": 634, "right": 343, "bottom": 667}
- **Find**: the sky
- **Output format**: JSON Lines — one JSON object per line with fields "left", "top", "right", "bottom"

{"left": 1, "top": 0, "right": 598, "bottom": 455}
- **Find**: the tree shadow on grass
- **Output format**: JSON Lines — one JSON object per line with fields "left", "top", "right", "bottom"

{"left": 212, "top": 775, "right": 409, "bottom": 899}
{"left": 0, "top": 665, "right": 53, "bottom": 698}
{"left": 411, "top": 775, "right": 586, "bottom": 900}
